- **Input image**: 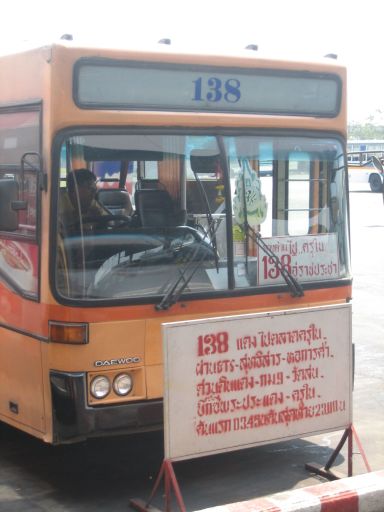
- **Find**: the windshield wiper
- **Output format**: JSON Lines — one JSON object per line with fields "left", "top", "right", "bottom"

{"left": 246, "top": 223, "right": 304, "bottom": 298}
{"left": 155, "top": 255, "right": 203, "bottom": 311}
{"left": 155, "top": 219, "right": 222, "bottom": 311}
{"left": 237, "top": 158, "right": 303, "bottom": 298}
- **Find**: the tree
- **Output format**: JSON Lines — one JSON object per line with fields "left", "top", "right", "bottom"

{"left": 348, "top": 110, "right": 384, "bottom": 139}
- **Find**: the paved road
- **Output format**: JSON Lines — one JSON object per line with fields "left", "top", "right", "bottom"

{"left": 0, "top": 184, "right": 383, "bottom": 511}
{"left": 348, "top": 183, "right": 384, "bottom": 472}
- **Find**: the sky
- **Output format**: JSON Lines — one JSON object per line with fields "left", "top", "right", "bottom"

{"left": 1, "top": 0, "right": 382, "bottom": 124}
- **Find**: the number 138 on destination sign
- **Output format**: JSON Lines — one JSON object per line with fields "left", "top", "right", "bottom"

{"left": 192, "top": 77, "right": 241, "bottom": 103}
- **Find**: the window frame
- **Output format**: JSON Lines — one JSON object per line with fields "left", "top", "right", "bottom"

{"left": 0, "top": 102, "right": 43, "bottom": 300}
{"left": 50, "top": 127, "right": 351, "bottom": 307}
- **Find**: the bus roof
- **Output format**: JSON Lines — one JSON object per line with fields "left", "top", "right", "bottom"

{"left": 0, "top": 40, "right": 346, "bottom": 70}
{"left": 0, "top": 42, "right": 347, "bottom": 137}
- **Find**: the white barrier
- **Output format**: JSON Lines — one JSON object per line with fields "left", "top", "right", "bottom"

{"left": 197, "top": 470, "right": 384, "bottom": 512}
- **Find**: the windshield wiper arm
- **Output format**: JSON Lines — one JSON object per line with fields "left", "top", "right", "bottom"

{"left": 246, "top": 224, "right": 304, "bottom": 298}
{"left": 155, "top": 242, "right": 210, "bottom": 311}
{"left": 155, "top": 254, "right": 204, "bottom": 311}
{"left": 156, "top": 220, "right": 223, "bottom": 311}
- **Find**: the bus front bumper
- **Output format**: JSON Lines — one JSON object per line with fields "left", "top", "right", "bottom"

{"left": 50, "top": 371, "right": 163, "bottom": 444}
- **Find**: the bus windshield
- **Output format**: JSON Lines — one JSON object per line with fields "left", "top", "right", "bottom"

{"left": 54, "top": 132, "right": 349, "bottom": 303}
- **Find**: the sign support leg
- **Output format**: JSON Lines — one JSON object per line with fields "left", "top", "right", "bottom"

{"left": 305, "top": 425, "right": 371, "bottom": 480}
{"left": 130, "top": 459, "right": 186, "bottom": 512}
{"left": 351, "top": 424, "right": 371, "bottom": 473}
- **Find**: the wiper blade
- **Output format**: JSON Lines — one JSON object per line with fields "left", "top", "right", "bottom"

{"left": 156, "top": 224, "right": 221, "bottom": 311}
{"left": 155, "top": 248, "right": 206, "bottom": 311}
{"left": 247, "top": 224, "right": 304, "bottom": 298}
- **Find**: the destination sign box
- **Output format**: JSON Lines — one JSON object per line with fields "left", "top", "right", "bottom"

{"left": 257, "top": 233, "right": 340, "bottom": 286}
{"left": 75, "top": 59, "right": 340, "bottom": 116}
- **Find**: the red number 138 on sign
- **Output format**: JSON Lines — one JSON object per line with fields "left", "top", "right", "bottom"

{"left": 197, "top": 332, "right": 229, "bottom": 356}
{"left": 262, "top": 254, "right": 291, "bottom": 280}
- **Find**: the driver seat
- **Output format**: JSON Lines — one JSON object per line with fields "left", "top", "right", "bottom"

{"left": 134, "top": 189, "right": 187, "bottom": 228}
{"left": 97, "top": 189, "right": 134, "bottom": 217}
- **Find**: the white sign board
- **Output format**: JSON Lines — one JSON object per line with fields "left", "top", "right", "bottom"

{"left": 257, "top": 234, "right": 340, "bottom": 286}
{"left": 162, "top": 304, "right": 352, "bottom": 461}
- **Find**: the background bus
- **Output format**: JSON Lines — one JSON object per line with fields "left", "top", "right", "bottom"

{"left": 347, "top": 140, "right": 384, "bottom": 192}
{"left": 0, "top": 43, "right": 351, "bottom": 444}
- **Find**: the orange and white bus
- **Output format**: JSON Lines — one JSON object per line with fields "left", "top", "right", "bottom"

{"left": 347, "top": 140, "right": 384, "bottom": 192}
{"left": 0, "top": 42, "right": 351, "bottom": 444}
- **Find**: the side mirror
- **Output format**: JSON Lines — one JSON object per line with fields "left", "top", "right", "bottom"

{"left": 0, "top": 179, "right": 19, "bottom": 231}
{"left": 190, "top": 151, "right": 220, "bottom": 174}
{"left": 371, "top": 155, "right": 383, "bottom": 172}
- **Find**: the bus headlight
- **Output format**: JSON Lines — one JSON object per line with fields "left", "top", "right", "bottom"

{"left": 113, "top": 373, "right": 133, "bottom": 396}
{"left": 90, "top": 376, "right": 110, "bottom": 399}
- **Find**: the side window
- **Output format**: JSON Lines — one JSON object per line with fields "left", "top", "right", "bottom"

{"left": 0, "top": 108, "right": 41, "bottom": 297}
{"left": 275, "top": 151, "right": 331, "bottom": 237}
{"left": 286, "top": 152, "right": 331, "bottom": 236}
{"left": 287, "top": 152, "right": 310, "bottom": 235}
